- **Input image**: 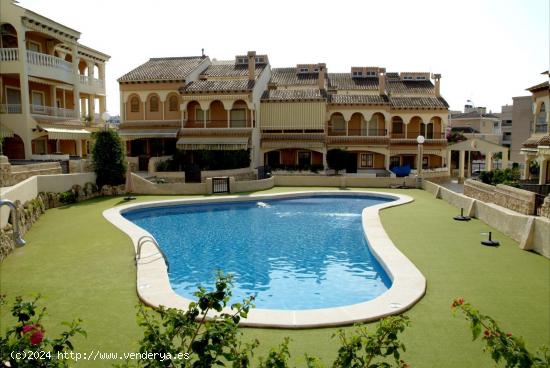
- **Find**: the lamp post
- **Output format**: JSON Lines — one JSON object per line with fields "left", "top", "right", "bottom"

{"left": 101, "top": 111, "right": 111, "bottom": 129}
{"left": 416, "top": 135, "right": 425, "bottom": 188}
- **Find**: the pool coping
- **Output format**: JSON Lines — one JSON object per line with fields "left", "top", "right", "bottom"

{"left": 103, "top": 190, "right": 426, "bottom": 328}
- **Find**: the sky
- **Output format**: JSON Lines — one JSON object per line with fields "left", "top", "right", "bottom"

{"left": 16, "top": 0, "right": 550, "bottom": 115}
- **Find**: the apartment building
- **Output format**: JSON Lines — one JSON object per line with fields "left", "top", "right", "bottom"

{"left": 118, "top": 52, "right": 449, "bottom": 174}
{"left": 0, "top": 0, "right": 110, "bottom": 159}
{"left": 449, "top": 107, "right": 502, "bottom": 145}
{"left": 521, "top": 72, "right": 550, "bottom": 184}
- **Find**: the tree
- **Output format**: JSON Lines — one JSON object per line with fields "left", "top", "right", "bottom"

{"left": 92, "top": 129, "right": 126, "bottom": 188}
{"left": 326, "top": 149, "right": 348, "bottom": 175}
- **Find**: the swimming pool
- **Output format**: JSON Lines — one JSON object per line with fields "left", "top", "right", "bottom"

{"left": 123, "top": 195, "right": 392, "bottom": 310}
{"left": 104, "top": 191, "right": 426, "bottom": 327}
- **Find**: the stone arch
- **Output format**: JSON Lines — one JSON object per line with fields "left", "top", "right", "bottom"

{"left": 78, "top": 59, "right": 89, "bottom": 76}
{"left": 2, "top": 134, "right": 25, "bottom": 159}
{"left": 146, "top": 93, "right": 161, "bottom": 112}
{"left": 348, "top": 112, "right": 364, "bottom": 135}
{"left": 391, "top": 116, "right": 405, "bottom": 137}
{"left": 126, "top": 93, "right": 142, "bottom": 120}
{"left": 0, "top": 23, "right": 18, "bottom": 48}
{"left": 230, "top": 99, "right": 250, "bottom": 127}
{"left": 408, "top": 116, "right": 424, "bottom": 138}
{"left": 328, "top": 112, "right": 346, "bottom": 135}
{"left": 209, "top": 100, "right": 226, "bottom": 126}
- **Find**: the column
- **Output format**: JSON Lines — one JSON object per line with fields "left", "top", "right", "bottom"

{"left": 227, "top": 110, "right": 230, "bottom": 128}
{"left": 539, "top": 158, "right": 548, "bottom": 185}
{"left": 161, "top": 100, "right": 165, "bottom": 120}
{"left": 384, "top": 153, "right": 390, "bottom": 170}
{"left": 50, "top": 85, "right": 57, "bottom": 108}
{"left": 72, "top": 47, "right": 81, "bottom": 118}
{"left": 203, "top": 109, "right": 207, "bottom": 128}
{"left": 523, "top": 157, "right": 531, "bottom": 180}
{"left": 501, "top": 150, "right": 509, "bottom": 169}
{"left": 99, "top": 96, "right": 106, "bottom": 115}
{"left": 17, "top": 26, "right": 33, "bottom": 158}
{"left": 458, "top": 150, "right": 465, "bottom": 183}
{"left": 88, "top": 96, "right": 95, "bottom": 122}
{"left": 55, "top": 140, "right": 61, "bottom": 154}
{"left": 446, "top": 149, "right": 452, "bottom": 175}
{"left": 486, "top": 152, "right": 493, "bottom": 172}
{"left": 62, "top": 89, "right": 66, "bottom": 108}
{"left": 86, "top": 60, "right": 95, "bottom": 84}
{"left": 76, "top": 139, "right": 82, "bottom": 157}
{"left": 80, "top": 97, "right": 87, "bottom": 117}
{"left": 404, "top": 123, "right": 408, "bottom": 138}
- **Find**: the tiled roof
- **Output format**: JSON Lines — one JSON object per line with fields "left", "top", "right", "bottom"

{"left": 390, "top": 97, "right": 449, "bottom": 109}
{"left": 261, "top": 89, "right": 326, "bottom": 101}
{"left": 387, "top": 80, "right": 435, "bottom": 95}
{"left": 201, "top": 61, "right": 266, "bottom": 78}
{"left": 522, "top": 135, "right": 550, "bottom": 148}
{"left": 330, "top": 94, "right": 389, "bottom": 104}
{"left": 328, "top": 73, "right": 378, "bottom": 90}
{"left": 270, "top": 68, "right": 319, "bottom": 86}
{"left": 526, "top": 81, "right": 549, "bottom": 92}
{"left": 180, "top": 80, "right": 255, "bottom": 93}
{"left": 451, "top": 111, "right": 500, "bottom": 119}
{"left": 118, "top": 56, "right": 206, "bottom": 82}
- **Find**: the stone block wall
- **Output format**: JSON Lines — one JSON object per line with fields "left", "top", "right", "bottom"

{"left": 464, "top": 179, "right": 537, "bottom": 215}
{"left": 541, "top": 196, "right": 550, "bottom": 219}
{"left": 1, "top": 156, "right": 62, "bottom": 187}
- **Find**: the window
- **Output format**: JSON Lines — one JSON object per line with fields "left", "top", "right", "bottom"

{"left": 34, "top": 139, "right": 46, "bottom": 154}
{"left": 297, "top": 151, "right": 311, "bottom": 167}
{"left": 426, "top": 123, "right": 434, "bottom": 139}
{"left": 28, "top": 41, "right": 41, "bottom": 52}
{"left": 130, "top": 97, "right": 140, "bottom": 113}
{"left": 31, "top": 91, "right": 45, "bottom": 113}
{"left": 390, "top": 156, "right": 400, "bottom": 169}
{"left": 169, "top": 96, "right": 178, "bottom": 111}
{"left": 6, "top": 87, "right": 21, "bottom": 106}
{"left": 416, "top": 76, "right": 426, "bottom": 80}
{"left": 366, "top": 71, "right": 376, "bottom": 77}
{"left": 300, "top": 68, "right": 308, "bottom": 73}
{"left": 149, "top": 96, "right": 159, "bottom": 112}
{"left": 238, "top": 57, "right": 247, "bottom": 64}
{"left": 403, "top": 76, "right": 413, "bottom": 80}
{"left": 360, "top": 153, "right": 373, "bottom": 168}
{"left": 536, "top": 102, "right": 547, "bottom": 133}
{"left": 392, "top": 119, "right": 404, "bottom": 134}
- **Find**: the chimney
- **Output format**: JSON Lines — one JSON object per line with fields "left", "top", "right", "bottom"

{"left": 247, "top": 51, "right": 256, "bottom": 81}
{"left": 318, "top": 64, "right": 326, "bottom": 90}
{"left": 378, "top": 68, "right": 386, "bottom": 95}
{"left": 433, "top": 73, "right": 441, "bottom": 97}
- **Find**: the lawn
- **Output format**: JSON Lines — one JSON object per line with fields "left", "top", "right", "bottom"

{"left": 0, "top": 187, "right": 548, "bottom": 367}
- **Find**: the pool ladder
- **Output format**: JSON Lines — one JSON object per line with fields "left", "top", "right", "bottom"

{"left": 136, "top": 235, "right": 170, "bottom": 272}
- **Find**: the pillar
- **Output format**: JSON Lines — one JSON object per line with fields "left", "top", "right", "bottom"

{"left": 72, "top": 48, "right": 81, "bottom": 118}
{"left": 539, "top": 158, "right": 548, "bottom": 185}
{"left": 17, "top": 26, "right": 33, "bottom": 158}
{"left": 458, "top": 150, "right": 465, "bottom": 183}
{"left": 87, "top": 96, "right": 95, "bottom": 121}
{"left": 227, "top": 110, "right": 230, "bottom": 128}
{"left": 486, "top": 151, "right": 493, "bottom": 172}
{"left": 55, "top": 140, "right": 61, "bottom": 154}
{"left": 76, "top": 139, "right": 82, "bottom": 157}
{"left": 384, "top": 153, "right": 390, "bottom": 170}
{"left": 86, "top": 60, "right": 95, "bottom": 83}
{"left": 80, "top": 97, "right": 87, "bottom": 117}
{"left": 446, "top": 149, "right": 452, "bottom": 175}
{"left": 523, "top": 157, "right": 531, "bottom": 180}
{"left": 203, "top": 109, "right": 207, "bottom": 128}
{"left": 501, "top": 150, "right": 509, "bottom": 170}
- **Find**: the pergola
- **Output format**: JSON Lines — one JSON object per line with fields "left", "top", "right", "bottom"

{"left": 447, "top": 138, "right": 509, "bottom": 183}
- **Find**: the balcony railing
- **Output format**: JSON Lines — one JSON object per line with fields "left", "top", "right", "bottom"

{"left": 79, "top": 74, "right": 89, "bottom": 84}
{"left": 78, "top": 75, "right": 105, "bottom": 89}
{"left": 26, "top": 50, "right": 72, "bottom": 73}
{"left": 184, "top": 119, "right": 252, "bottom": 128}
{"left": 0, "top": 48, "right": 19, "bottom": 61}
{"left": 31, "top": 104, "right": 78, "bottom": 118}
{"left": 0, "top": 104, "right": 22, "bottom": 113}
{"left": 327, "top": 129, "right": 387, "bottom": 137}
{"left": 93, "top": 78, "right": 105, "bottom": 88}
{"left": 390, "top": 131, "right": 446, "bottom": 140}
{"left": 535, "top": 117, "right": 548, "bottom": 133}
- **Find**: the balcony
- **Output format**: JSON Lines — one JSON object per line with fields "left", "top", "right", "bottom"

{"left": 26, "top": 50, "right": 73, "bottom": 83}
{"left": 535, "top": 117, "right": 548, "bottom": 133}
{"left": 326, "top": 129, "right": 389, "bottom": 145}
{"left": 183, "top": 119, "right": 252, "bottom": 129}
{"left": 30, "top": 104, "right": 78, "bottom": 119}
{"left": 390, "top": 131, "right": 447, "bottom": 145}
{"left": 79, "top": 74, "right": 106, "bottom": 91}
{"left": 0, "top": 104, "right": 22, "bottom": 114}
{"left": 0, "top": 48, "right": 18, "bottom": 61}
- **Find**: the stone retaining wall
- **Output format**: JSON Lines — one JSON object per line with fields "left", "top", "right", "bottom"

{"left": 1, "top": 156, "right": 62, "bottom": 187}
{"left": 464, "top": 179, "right": 537, "bottom": 215}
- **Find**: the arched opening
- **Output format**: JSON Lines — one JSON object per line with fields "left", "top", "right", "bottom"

{"left": 126, "top": 94, "right": 142, "bottom": 121}
{"left": 64, "top": 54, "right": 72, "bottom": 63}
{"left": 328, "top": 113, "right": 346, "bottom": 136}
{"left": 408, "top": 116, "right": 423, "bottom": 139}
{"left": 0, "top": 23, "right": 18, "bottom": 48}
{"left": 1, "top": 134, "right": 25, "bottom": 159}
{"left": 145, "top": 93, "right": 161, "bottom": 119}
{"left": 391, "top": 116, "right": 404, "bottom": 138}
{"left": 209, "top": 100, "right": 226, "bottom": 127}
{"left": 93, "top": 64, "right": 99, "bottom": 79}
{"left": 428, "top": 116, "right": 443, "bottom": 139}
{"left": 164, "top": 93, "right": 180, "bottom": 120}
{"left": 185, "top": 101, "right": 205, "bottom": 127}
{"left": 368, "top": 113, "right": 386, "bottom": 136}
{"left": 78, "top": 59, "right": 88, "bottom": 76}
{"left": 230, "top": 99, "right": 249, "bottom": 127}
{"left": 348, "top": 112, "right": 364, "bottom": 136}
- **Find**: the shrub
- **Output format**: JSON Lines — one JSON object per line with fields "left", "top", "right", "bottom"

{"left": 92, "top": 129, "right": 126, "bottom": 188}
{"left": 326, "top": 149, "right": 348, "bottom": 175}
{"left": 479, "top": 168, "right": 521, "bottom": 187}
{"left": 58, "top": 191, "right": 76, "bottom": 204}
{"left": 0, "top": 295, "right": 86, "bottom": 368}
{"left": 452, "top": 298, "right": 550, "bottom": 367}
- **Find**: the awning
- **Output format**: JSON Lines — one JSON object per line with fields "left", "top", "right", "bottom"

{"left": 40, "top": 125, "right": 91, "bottom": 140}
{"left": 261, "top": 140, "right": 324, "bottom": 149}
{"left": 118, "top": 128, "right": 179, "bottom": 140}
{"left": 0, "top": 124, "right": 14, "bottom": 138}
{"left": 176, "top": 136, "right": 249, "bottom": 150}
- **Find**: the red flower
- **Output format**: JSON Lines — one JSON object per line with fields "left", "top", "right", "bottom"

{"left": 506, "top": 333, "right": 512, "bottom": 337}
{"left": 483, "top": 330, "right": 491, "bottom": 337}
{"left": 30, "top": 330, "right": 44, "bottom": 345}
{"left": 451, "top": 298, "right": 465, "bottom": 308}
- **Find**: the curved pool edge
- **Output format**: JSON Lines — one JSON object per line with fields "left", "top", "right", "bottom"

{"left": 102, "top": 190, "right": 426, "bottom": 328}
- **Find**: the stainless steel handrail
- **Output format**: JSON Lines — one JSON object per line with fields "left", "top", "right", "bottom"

{"left": 136, "top": 235, "right": 170, "bottom": 272}
{"left": 0, "top": 199, "right": 26, "bottom": 247}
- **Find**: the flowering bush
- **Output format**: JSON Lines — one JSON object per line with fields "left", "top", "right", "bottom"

{"left": 452, "top": 298, "right": 550, "bottom": 367}
{"left": 0, "top": 294, "right": 86, "bottom": 368}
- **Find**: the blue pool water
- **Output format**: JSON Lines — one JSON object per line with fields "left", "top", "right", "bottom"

{"left": 124, "top": 195, "right": 393, "bottom": 310}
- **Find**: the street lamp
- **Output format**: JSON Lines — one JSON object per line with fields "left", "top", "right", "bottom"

{"left": 416, "top": 135, "right": 425, "bottom": 188}
{"left": 101, "top": 111, "right": 111, "bottom": 130}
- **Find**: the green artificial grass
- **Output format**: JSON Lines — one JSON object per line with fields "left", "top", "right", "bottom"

{"left": 1, "top": 188, "right": 549, "bottom": 367}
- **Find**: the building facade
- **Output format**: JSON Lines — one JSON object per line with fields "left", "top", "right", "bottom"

{"left": 521, "top": 72, "right": 550, "bottom": 184}
{"left": 0, "top": 0, "right": 110, "bottom": 160}
{"left": 118, "top": 52, "right": 449, "bottom": 174}
{"left": 509, "top": 96, "right": 533, "bottom": 164}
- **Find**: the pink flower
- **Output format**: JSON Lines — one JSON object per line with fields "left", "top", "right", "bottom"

{"left": 29, "top": 330, "right": 44, "bottom": 345}
{"left": 22, "top": 325, "right": 34, "bottom": 334}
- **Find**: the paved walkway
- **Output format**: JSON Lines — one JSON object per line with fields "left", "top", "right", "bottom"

{"left": 437, "top": 178, "right": 464, "bottom": 193}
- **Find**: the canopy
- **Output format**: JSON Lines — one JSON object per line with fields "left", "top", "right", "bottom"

{"left": 40, "top": 125, "right": 91, "bottom": 140}
{"left": 118, "top": 128, "right": 179, "bottom": 140}
{"left": 176, "top": 136, "right": 248, "bottom": 150}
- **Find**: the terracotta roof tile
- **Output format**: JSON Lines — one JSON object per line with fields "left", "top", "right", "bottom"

{"left": 522, "top": 134, "right": 550, "bottom": 148}
{"left": 201, "top": 61, "right": 266, "bottom": 78}
{"left": 270, "top": 68, "right": 319, "bottom": 86}
{"left": 180, "top": 80, "right": 255, "bottom": 93}
{"left": 330, "top": 94, "right": 389, "bottom": 104}
{"left": 389, "top": 96, "right": 449, "bottom": 109}
{"left": 328, "top": 73, "right": 378, "bottom": 90}
{"left": 118, "top": 56, "right": 206, "bottom": 82}
{"left": 526, "top": 81, "right": 549, "bottom": 92}
{"left": 387, "top": 80, "right": 435, "bottom": 95}
{"left": 261, "top": 89, "right": 326, "bottom": 101}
